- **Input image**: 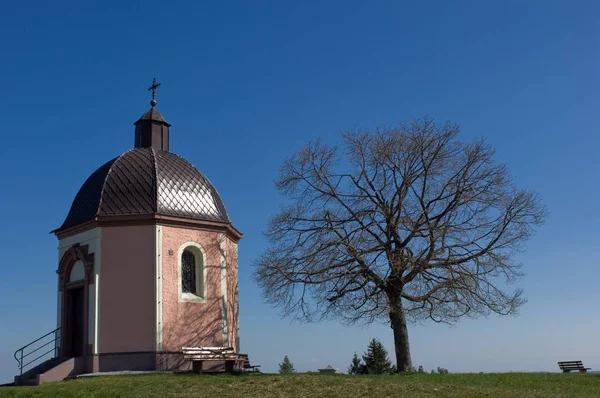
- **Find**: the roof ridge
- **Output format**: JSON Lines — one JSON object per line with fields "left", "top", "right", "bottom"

{"left": 150, "top": 147, "right": 159, "bottom": 213}
{"left": 96, "top": 149, "right": 133, "bottom": 218}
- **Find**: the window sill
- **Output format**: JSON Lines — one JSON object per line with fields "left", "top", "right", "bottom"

{"left": 179, "top": 292, "right": 207, "bottom": 303}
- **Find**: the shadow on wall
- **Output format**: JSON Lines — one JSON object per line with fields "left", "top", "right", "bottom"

{"left": 159, "top": 261, "right": 229, "bottom": 372}
{"left": 230, "top": 279, "right": 239, "bottom": 351}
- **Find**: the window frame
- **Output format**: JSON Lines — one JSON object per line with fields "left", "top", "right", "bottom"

{"left": 177, "top": 242, "right": 207, "bottom": 303}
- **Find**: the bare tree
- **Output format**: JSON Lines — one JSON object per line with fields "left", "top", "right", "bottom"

{"left": 254, "top": 118, "right": 547, "bottom": 371}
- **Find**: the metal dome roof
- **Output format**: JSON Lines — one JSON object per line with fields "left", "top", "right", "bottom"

{"left": 57, "top": 148, "right": 230, "bottom": 231}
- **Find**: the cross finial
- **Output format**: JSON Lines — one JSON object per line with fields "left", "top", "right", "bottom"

{"left": 148, "top": 77, "right": 161, "bottom": 107}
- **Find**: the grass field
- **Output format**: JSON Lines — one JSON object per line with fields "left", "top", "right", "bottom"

{"left": 1, "top": 372, "right": 599, "bottom": 397}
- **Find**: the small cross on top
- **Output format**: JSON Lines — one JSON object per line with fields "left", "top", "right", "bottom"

{"left": 148, "top": 78, "right": 161, "bottom": 107}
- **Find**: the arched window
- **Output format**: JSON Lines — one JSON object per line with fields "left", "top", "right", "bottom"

{"left": 181, "top": 250, "right": 197, "bottom": 294}
{"left": 178, "top": 242, "right": 207, "bottom": 303}
{"left": 69, "top": 260, "right": 85, "bottom": 282}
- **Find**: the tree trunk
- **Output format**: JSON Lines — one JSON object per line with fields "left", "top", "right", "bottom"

{"left": 389, "top": 299, "right": 412, "bottom": 372}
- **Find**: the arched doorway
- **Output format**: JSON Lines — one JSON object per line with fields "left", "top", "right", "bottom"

{"left": 58, "top": 245, "right": 94, "bottom": 358}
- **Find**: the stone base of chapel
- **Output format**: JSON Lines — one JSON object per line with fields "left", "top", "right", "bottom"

{"left": 85, "top": 351, "right": 229, "bottom": 373}
{"left": 21, "top": 352, "right": 235, "bottom": 385}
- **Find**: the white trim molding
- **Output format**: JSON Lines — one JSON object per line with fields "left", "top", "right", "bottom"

{"left": 177, "top": 241, "right": 208, "bottom": 303}
{"left": 155, "top": 225, "right": 164, "bottom": 351}
{"left": 93, "top": 234, "right": 101, "bottom": 355}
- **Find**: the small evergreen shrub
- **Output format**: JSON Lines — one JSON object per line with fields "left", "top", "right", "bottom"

{"left": 279, "top": 355, "right": 296, "bottom": 374}
{"left": 361, "top": 339, "right": 393, "bottom": 374}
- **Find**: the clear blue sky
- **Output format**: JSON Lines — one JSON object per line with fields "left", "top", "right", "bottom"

{"left": 1, "top": 0, "right": 599, "bottom": 383}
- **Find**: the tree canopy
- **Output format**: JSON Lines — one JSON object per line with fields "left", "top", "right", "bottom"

{"left": 255, "top": 118, "right": 547, "bottom": 371}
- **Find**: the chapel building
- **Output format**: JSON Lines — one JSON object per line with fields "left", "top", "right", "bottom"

{"left": 16, "top": 81, "right": 242, "bottom": 383}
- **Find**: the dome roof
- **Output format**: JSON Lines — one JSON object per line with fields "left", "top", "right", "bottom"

{"left": 57, "top": 148, "right": 229, "bottom": 231}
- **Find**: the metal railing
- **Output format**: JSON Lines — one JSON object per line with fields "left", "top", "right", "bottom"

{"left": 14, "top": 327, "right": 61, "bottom": 376}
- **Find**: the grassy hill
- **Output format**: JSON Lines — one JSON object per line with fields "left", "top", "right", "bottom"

{"left": 1, "top": 372, "right": 599, "bottom": 397}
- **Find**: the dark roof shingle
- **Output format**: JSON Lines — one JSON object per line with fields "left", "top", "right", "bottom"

{"left": 57, "top": 148, "right": 229, "bottom": 231}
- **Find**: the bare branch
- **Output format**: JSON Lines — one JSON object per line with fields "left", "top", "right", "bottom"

{"left": 253, "top": 118, "right": 547, "bottom": 370}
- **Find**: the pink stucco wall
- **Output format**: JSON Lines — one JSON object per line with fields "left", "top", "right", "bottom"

{"left": 99, "top": 225, "right": 156, "bottom": 353}
{"left": 161, "top": 226, "right": 236, "bottom": 352}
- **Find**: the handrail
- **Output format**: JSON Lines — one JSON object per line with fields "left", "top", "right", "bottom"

{"left": 14, "top": 328, "right": 60, "bottom": 353}
{"left": 14, "top": 327, "right": 61, "bottom": 376}
{"left": 22, "top": 339, "right": 57, "bottom": 360}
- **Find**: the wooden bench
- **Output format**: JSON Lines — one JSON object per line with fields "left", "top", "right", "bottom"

{"left": 558, "top": 361, "right": 591, "bottom": 373}
{"left": 182, "top": 347, "right": 259, "bottom": 373}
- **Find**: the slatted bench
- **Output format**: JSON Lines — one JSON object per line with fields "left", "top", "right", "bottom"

{"left": 182, "top": 347, "right": 259, "bottom": 373}
{"left": 558, "top": 361, "right": 591, "bottom": 373}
